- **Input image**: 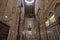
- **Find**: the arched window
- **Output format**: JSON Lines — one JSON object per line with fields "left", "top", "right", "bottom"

{"left": 49, "top": 14, "right": 56, "bottom": 24}
{"left": 45, "top": 12, "right": 56, "bottom": 27}
{"left": 49, "top": 12, "right": 56, "bottom": 24}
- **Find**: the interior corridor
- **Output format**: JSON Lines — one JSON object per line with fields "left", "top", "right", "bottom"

{"left": 22, "top": 17, "right": 39, "bottom": 40}
{"left": 0, "top": 0, "right": 60, "bottom": 40}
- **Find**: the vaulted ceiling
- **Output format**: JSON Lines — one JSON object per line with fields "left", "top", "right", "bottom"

{"left": 24, "top": 0, "right": 36, "bottom": 18}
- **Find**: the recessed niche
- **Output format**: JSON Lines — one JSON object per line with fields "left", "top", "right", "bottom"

{"left": 55, "top": 3, "right": 60, "bottom": 11}
{"left": 58, "top": 17, "right": 60, "bottom": 24}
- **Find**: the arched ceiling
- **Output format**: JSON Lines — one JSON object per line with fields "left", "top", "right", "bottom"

{"left": 24, "top": 0, "right": 36, "bottom": 18}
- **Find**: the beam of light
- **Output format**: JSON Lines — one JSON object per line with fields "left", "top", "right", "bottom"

{"left": 25, "top": 0, "right": 34, "bottom": 4}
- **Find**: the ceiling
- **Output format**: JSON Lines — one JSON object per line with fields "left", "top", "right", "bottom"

{"left": 24, "top": 0, "right": 35, "bottom": 18}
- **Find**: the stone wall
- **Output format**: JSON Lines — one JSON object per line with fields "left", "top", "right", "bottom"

{"left": 41, "top": 0, "right": 60, "bottom": 40}
{"left": 0, "top": 0, "right": 22, "bottom": 40}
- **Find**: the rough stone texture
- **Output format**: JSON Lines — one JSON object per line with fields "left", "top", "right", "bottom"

{"left": 0, "top": 0, "right": 22, "bottom": 40}
{"left": 0, "top": 0, "right": 60, "bottom": 40}
{"left": 43, "top": 0, "right": 60, "bottom": 40}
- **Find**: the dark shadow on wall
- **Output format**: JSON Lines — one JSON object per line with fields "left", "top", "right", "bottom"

{"left": 0, "top": 21, "right": 10, "bottom": 40}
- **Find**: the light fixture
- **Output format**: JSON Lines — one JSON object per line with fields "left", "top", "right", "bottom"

{"left": 25, "top": 0, "right": 34, "bottom": 4}
{"left": 5, "top": 16, "right": 8, "bottom": 19}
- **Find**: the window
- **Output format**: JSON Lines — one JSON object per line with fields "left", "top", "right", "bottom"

{"left": 45, "top": 20, "right": 49, "bottom": 26}
{"left": 45, "top": 15, "right": 56, "bottom": 27}
{"left": 49, "top": 15, "right": 56, "bottom": 24}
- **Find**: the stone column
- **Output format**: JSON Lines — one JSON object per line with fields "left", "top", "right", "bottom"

{"left": 7, "top": 0, "right": 21, "bottom": 40}
{"left": 19, "top": 6, "right": 25, "bottom": 40}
